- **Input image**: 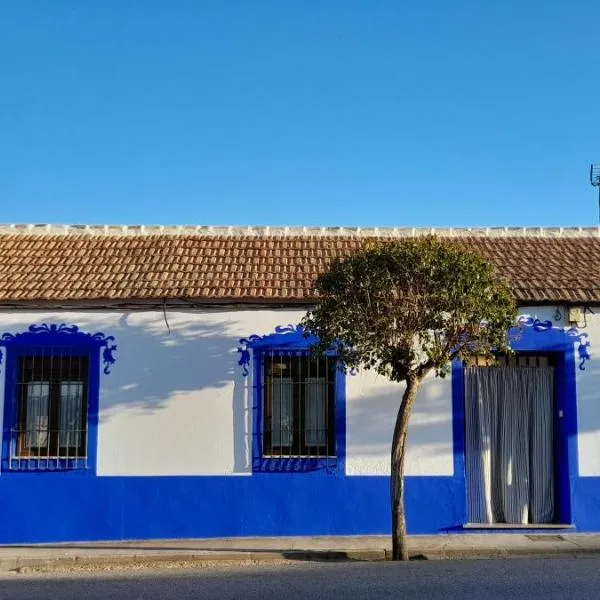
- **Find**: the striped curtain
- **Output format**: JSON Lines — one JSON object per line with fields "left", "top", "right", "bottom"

{"left": 465, "top": 366, "right": 555, "bottom": 524}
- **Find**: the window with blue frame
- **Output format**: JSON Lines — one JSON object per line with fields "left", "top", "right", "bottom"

{"left": 0, "top": 324, "right": 116, "bottom": 472}
{"left": 262, "top": 351, "right": 336, "bottom": 458}
{"left": 238, "top": 324, "right": 346, "bottom": 470}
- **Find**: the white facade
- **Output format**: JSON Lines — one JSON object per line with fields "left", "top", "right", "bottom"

{"left": 0, "top": 308, "right": 458, "bottom": 478}
{"left": 0, "top": 304, "right": 590, "bottom": 479}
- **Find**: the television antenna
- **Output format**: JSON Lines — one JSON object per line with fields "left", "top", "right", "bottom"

{"left": 592, "top": 164, "right": 600, "bottom": 226}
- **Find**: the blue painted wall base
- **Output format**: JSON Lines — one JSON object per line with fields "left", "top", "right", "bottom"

{"left": 2, "top": 473, "right": 600, "bottom": 543}
{"left": 0, "top": 474, "right": 467, "bottom": 544}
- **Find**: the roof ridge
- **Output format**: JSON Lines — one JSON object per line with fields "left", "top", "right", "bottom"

{"left": 0, "top": 224, "right": 599, "bottom": 238}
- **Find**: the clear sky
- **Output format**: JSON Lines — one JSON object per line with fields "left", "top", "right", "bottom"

{"left": 1, "top": 1, "right": 599, "bottom": 227}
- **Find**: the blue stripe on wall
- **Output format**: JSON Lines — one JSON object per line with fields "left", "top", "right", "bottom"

{"left": 0, "top": 474, "right": 465, "bottom": 543}
{"left": 4, "top": 470, "right": 600, "bottom": 544}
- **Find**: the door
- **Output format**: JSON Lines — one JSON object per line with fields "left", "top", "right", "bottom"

{"left": 464, "top": 355, "right": 555, "bottom": 524}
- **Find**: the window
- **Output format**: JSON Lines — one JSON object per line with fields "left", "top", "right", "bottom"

{"left": 238, "top": 324, "right": 345, "bottom": 471}
{"left": 262, "top": 353, "right": 336, "bottom": 458}
{"left": 14, "top": 352, "right": 89, "bottom": 462}
{"left": 0, "top": 323, "right": 116, "bottom": 473}
{"left": 6, "top": 348, "right": 92, "bottom": 471}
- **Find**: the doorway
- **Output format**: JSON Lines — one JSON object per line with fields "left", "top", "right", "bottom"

{"left": 464, "top": 355, "right": 555, "bottom": 524}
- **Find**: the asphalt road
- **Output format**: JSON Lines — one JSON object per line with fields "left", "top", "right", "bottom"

{"left": 1, "top": 558, "right": 600, "bottom": 600}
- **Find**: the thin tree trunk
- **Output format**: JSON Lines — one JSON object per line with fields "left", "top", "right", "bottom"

{"left": 390, "top": 374, "right": 421, "bottom": 561}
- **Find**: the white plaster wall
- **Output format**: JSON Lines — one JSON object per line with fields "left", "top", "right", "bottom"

{"left": 575, "top": 310, "right": 600, "bottom": 476}
{"left": 345, "top": 369, "right": 454, "bottom": 476}
{"left": 0, "top": 309, "right": 304, "bottom": 476}
{"left": 0, "top": 308, "right": 457, "bottom": 478}
{"left": 1, "top": 306, "right": 577, "bottom": 479}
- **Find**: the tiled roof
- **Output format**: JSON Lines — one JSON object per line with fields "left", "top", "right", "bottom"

{"left": 0, "top": 225, "right": 599, "bottom": 304}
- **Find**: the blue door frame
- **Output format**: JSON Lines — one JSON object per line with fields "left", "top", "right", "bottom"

{"left": 452, "top": 321, "right": 584, "bottom": 527}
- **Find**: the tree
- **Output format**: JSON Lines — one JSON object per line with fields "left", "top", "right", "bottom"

{"left": 301, "top": 236, "right": 517, "bottom": 561}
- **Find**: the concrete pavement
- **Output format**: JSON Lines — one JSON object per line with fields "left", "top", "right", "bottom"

{"left": 3, "top": 533, "right": 600, "bottom": 572}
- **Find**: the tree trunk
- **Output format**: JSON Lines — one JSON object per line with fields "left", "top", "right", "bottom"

{"left": 390, "top": 374, "right": 421, "bottom": 561}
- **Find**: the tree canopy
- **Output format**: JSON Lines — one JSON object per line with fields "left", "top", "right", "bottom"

{"left": 302, "top": 236, "right": 517, "bottom": 381}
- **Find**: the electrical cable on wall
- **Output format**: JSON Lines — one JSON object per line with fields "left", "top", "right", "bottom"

{"left": 163, "top": 297, "right": 171, "bottom": 334}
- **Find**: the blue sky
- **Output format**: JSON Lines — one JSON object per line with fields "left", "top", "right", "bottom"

{"left": 1, "top": 1, "right": 599, "bottom": 227}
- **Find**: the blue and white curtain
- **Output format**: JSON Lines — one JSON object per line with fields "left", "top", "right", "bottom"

{"left": 465, "top": 366, "right": 555, "bottom": 524}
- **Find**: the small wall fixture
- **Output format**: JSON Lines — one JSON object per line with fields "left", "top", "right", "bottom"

{"left": 568, "top": 306, "right": 584, "bottom": 326}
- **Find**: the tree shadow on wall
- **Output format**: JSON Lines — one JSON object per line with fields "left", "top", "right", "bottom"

{"left": 105, "top": 312, "right": 251, "bottom": 473}
{"left": 346, "top": 375, "right": 454, "bottom": 460}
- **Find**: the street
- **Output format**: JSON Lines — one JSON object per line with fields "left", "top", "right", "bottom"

{"left": 1, "top": 558, "right": 599, "bottom": 600}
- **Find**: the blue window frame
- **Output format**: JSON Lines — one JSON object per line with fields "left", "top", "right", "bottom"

{"left": 238, "top": 325, "right": 346, "bottom": 473}
{"left": 0, "top": 324, "right": 116, "bottom": 473}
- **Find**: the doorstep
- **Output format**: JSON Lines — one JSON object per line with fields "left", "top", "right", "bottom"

{"left": 463, "top": 523, "right": 575, "bottom": 530}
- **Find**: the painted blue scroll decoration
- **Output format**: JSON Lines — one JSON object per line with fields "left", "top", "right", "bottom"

{"left": 515, "top": 316, "right": 591, "bottom": 371}
{"left": 237, "top": 324, "right": 305, "bottom": 376}
{"left": 237, "top": 324, "right": 357, "bottom": 377}
{"left": 0, "top": 323, "right": 117, "bottom": 375}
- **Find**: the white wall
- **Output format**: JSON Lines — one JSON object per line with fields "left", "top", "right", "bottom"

{"left": 3, "top": 305, "right": 588, "bottom": 479}
{"left": 0, "top": 308, "right": 458, "bottom": 477}
{"left": 0, "top": 309, "right": 299, "bottom": 476}
{"left": 345, "top": 369, "right": 454, "bottom": 476}
{"left": 575, "top": 310, "right": 600, "bottom": 476}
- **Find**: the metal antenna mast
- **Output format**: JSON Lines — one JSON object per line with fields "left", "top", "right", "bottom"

{"left": 591, "top": 164, "right": 600, "bottom": 226}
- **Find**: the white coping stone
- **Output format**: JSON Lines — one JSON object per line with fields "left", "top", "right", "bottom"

{"left": 0, "top": 224, "right": 598, "bottom": 237}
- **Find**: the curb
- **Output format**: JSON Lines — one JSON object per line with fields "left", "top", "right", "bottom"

{"left": 0, "top": 550, "right": 387, "bottom": 573}
{"left": 3, "top": 546, "right": 600, "bottom": 573}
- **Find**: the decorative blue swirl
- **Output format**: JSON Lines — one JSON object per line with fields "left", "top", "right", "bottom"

{"left": 567, "top": 327, "right": 591, "bottom": 370}
{"left": 237, "top": 324, "right": 304, "bottom": 376}
{"left": 237, "top": 347, "right": 252, "bottom": 377}
{"left": 237, "top": 324, "right": 312, "bottom": 376}
{"left": 517, "top": 316, "right": 591, "bottom": 371}
{"left": 0, "top": 323, "right": 117, "bottom": 375}
{"left": 516, "top": 316, "right": 553, "bottom": 332}
{"left": 101, "top": 338, "right": 118, "bottom": 374}
{"left": 236, "top": 324, "right": 356, "bottom": 377}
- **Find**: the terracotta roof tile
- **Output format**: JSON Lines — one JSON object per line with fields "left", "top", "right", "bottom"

{"left": 0, "top": 227, "right": 598, "bottom": 304}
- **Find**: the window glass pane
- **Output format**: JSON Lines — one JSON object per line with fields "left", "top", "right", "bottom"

{"left": 271, "top": 377, "right": 293, "bottom": 447}
{"left": 305, "top": 377, "right": 327, "bottom": 446}
{"left": 25, "top": 381, "right": 50, "bottom": 448}
{"left": 59, "top": 382, "right": 84, "bottom": 449}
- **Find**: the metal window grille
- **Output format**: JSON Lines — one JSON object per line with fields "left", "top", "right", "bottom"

{"left": 262, "top": 351, "right": 335, "bottom": 458}
{"left": 10, "top": 349, "right": 89, "bottom": 470}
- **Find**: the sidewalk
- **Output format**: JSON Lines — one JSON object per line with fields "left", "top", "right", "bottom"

{"left": 2, "top": 534, "right": 600, "bottom": 572}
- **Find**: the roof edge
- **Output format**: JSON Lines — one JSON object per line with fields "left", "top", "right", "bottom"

{"left": 1, "top": 224, "right": 600, "bottom": 238}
